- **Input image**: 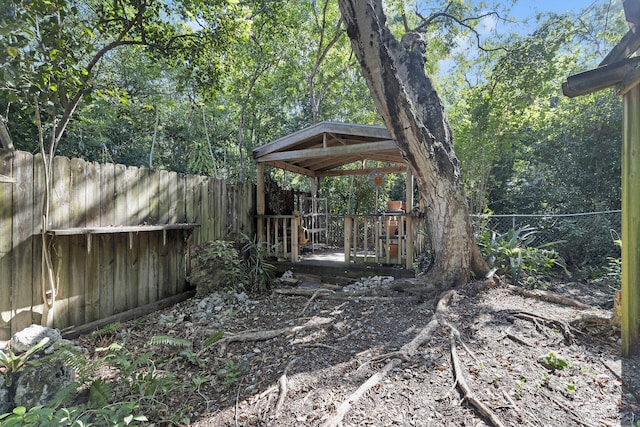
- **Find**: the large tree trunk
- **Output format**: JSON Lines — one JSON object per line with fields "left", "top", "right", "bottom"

{"left": 338, "top": 0, "right": 487, "bottom": 287}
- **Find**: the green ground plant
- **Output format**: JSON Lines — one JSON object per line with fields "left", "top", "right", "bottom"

{"left": 577, "top": 233, "right": 621, "bottom": 287}
{"left": 478, "top": 224, "right": 567, "bottom": 287}
{"left": 0, "top": 327, "right": 235, "bottom": 426}
{"left": 195, "top": 235, "right": 275, "bottom": 295}
{"left": 239, "top": 234, "right": 276, "bottom": 293}
{"left": 0, "top": 338, "right": 50, "bottom": 386}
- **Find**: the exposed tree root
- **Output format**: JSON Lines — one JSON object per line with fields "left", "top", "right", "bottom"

{"left": 449, "top": 327, "right": 506, "bottom": 427}
{"left": 209, "top": 316, "right": 333, "bottom": 354}
{"left": 510, "top": 311, "right": 575, "bottom": 344}
{"left": 508, "top": 285, "right": 592, "bottom": 310}
{"left": 499, "top": 326, "right": 534, "bottom": 347}
{"left": 273, "top": 287, "right": 411, "bottom": 301}
{"left": 275, "top": 358, "right": 297, "bottom": 419}
{"left": 321, "top": 290, "right": 456, "bottom": 427}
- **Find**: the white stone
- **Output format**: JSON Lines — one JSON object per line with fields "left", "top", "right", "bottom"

{"left": 10, "top": 324, "right": 61, "bottom": 354}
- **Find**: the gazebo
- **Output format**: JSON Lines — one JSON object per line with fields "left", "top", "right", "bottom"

{"left": 252, "top": 121, "right": 427, "bottom": 269}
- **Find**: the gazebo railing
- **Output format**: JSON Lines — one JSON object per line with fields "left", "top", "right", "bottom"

{"left": 257, "top": 214, "right": 300, "bottom": 262}
{"left": 257, "top": 212, "right": 428, "bottom": 268}
{"left": 343, "top": 213, "right": 427, "bottom": 269}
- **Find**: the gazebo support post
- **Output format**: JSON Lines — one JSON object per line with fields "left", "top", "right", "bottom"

{"left": 405, "top": 166, "right": 414, "bottom": 269}
{"left": 622, "top": 84, "right": 640, "bottom": 355}
{"left": 256, "top": 163, "right": 265, "bottom": 245}
{"left": 561, "top": 2, "right": 640, "bottom": 355}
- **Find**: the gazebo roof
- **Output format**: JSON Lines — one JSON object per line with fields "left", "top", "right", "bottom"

{"left": 252, "top": 121, "right": 407, "bottom": 177}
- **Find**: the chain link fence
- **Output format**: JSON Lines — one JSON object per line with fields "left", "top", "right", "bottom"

{"left": 472, "top": 211, "right": 621, "bottom": 267}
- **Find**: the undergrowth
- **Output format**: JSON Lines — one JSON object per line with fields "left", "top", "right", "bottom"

{"left": 194, "top": 234, "right": 275, "bottom": 295}
{"left": 478, "top": 224, "right": 568, "bottom": 287}
{"left": 0, "top": 325, "right": 227, "bottom": 426}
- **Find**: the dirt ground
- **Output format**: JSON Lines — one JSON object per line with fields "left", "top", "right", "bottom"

{"left": 76, "top": 274, "right": 639, "bottom": 426}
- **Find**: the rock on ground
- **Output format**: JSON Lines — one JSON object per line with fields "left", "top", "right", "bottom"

{"left": 10, "top": 324, "right": 61, "bottom": 353}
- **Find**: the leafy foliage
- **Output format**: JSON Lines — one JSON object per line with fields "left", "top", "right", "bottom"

{"left": 540, "top": 351, "right": 569, "bottom": 372}
{"left": 0, "top": 337, "right": 49, "bottom": 374}
{"left": 0, "top": 338, "right": 50, "bottom": 387}
{"left": 479, "top": 224, "right": 567, "bottom": 286}
{"left": 239, "top": 234, "right": 276, "bottom": 293}
{"left": 194, "top": 235, "right": 275, "bottom": 295}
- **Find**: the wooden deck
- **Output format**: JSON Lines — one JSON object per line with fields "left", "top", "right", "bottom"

{"left": 273, "top": 248, "right": 415, "bottom": 280}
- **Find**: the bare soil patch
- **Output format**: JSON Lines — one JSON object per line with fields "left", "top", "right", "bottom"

{"left": 76, "top": 276, "right": 638, "bottom": 426}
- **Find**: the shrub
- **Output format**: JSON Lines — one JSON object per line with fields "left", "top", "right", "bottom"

{"left": 478, "top": 224, "right": 567, "bottom": 286}
{"left": 190, "top": 235, "right": 275, "bottom": 295}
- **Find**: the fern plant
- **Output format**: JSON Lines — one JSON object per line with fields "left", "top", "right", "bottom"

{"left": 146, "top": 335, "right": 192, "bottom": 348}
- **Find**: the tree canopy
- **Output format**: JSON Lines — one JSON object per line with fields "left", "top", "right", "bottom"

{"left": 0, "top": 0, "right": 624, "bottom": 242}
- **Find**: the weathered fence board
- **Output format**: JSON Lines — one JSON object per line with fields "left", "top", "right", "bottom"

{"left": 0, "top": 152, "right": 13, "bottom": 339}
{"left": 11, "top": 152, "right": 35, "bottom": 335}
{"left": 52, "top": 157, "right": 71, "bottom": 330}
{"left": 0, "top": 150, "right": 256, "bottom": 340}
{"left": 98, "top": 234, "right": 115, "bottom": 320}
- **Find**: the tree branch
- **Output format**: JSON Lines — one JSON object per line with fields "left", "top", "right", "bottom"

{"left": 413, "top": 10, "right": 506, "bottom": 53}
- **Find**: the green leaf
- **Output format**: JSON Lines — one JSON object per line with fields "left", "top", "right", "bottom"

{"left": 202, "top": 330, "right": 224, "bottom": 348}
{"left": 6, "top": 46, "right": 19, "bottom": 57}
{"left": 89, "top": 379, "right": 112, "bottom": 408}
{"left": 12, "top": 406, "right": 26, "bottom": 416}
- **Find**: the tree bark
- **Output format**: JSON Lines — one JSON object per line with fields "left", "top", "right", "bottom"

{"left": 338, "top": 0, "right": 487, "bottom": 286}
{"left": 0, "top": 116, "right": 15, "bottom": 151}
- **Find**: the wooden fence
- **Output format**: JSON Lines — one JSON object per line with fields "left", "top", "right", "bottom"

{"left": 0, "top": 150, "right": 255, "bottom": 340}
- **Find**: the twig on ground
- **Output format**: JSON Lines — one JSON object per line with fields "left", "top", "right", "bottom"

{"left": 275, "top": 358, "right": 298, "bottom": 419}
{"left": 539, "top": 389, "right": 596, "bottom": 427}
{"left": 299, "top": 342, "right": 345, "bottom": 352}
{"left": 299, "top": 288, "right": 326, "bottom": 315}
{"left": 274, "top": 288, "right": 335, "bottom": 297}
{"left": 322, "top": 359, "right": 399, "bottom": 427}
{"left": 500, "top": 327, "right": 535, "bottom": 347}
{"left": 498, "top": 325, "right": 534, "bottom": 347}
{"left": 234, "top": 378, "right": 243, "bottom": 427}
{"left": 508, "top": 285, "right": 592, "bottom": 310}
{"left": 449, "top": 328, "right": 506, "bottom": 427}
{"left": 502, "top": 390, "right": 540, "bottom": 427}
{"left": 336, "top": 328, "right": 361, "bottom": 342}
{"left": 274, "top": 287, "right": 408, "bottom": 301}
{"left": 435, "top": 381, "right": 459, "bottom": 402}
